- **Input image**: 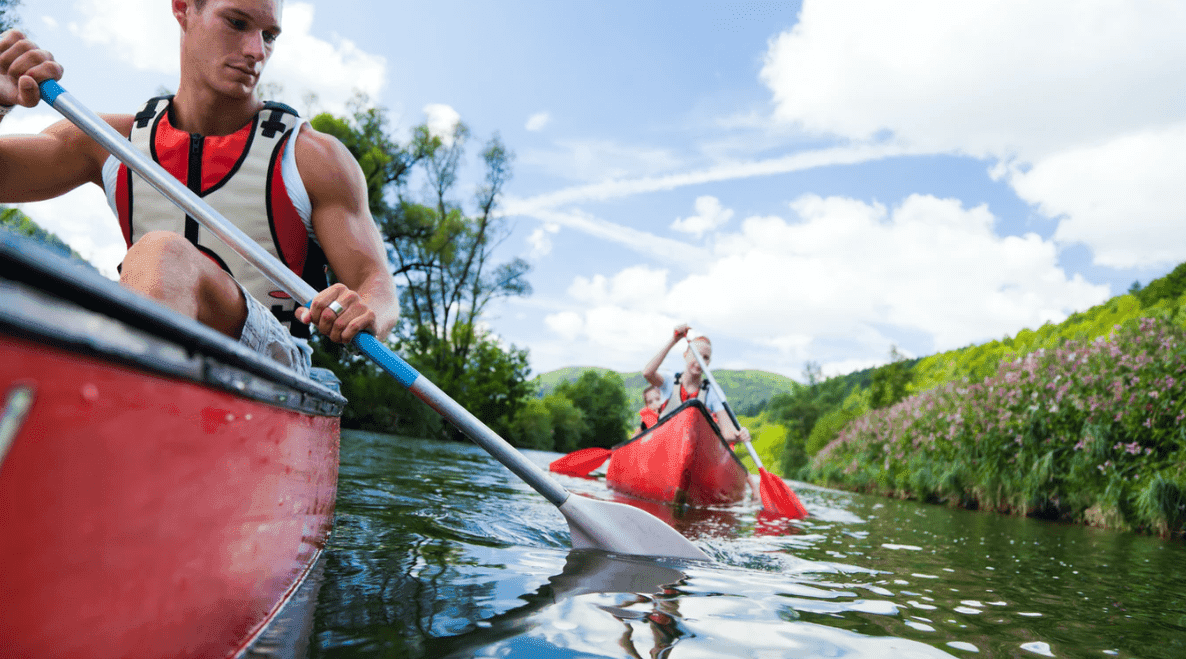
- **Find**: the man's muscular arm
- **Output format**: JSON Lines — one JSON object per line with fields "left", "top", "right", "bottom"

{"left": 293, "top": 126, "right": 398, "bottom": 344}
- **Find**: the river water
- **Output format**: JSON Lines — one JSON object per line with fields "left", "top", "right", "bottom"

{"left": 297, "top": 430, "right": 1186, "bottom": 658}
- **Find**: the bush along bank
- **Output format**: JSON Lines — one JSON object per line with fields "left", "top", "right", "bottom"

{"left": 809, "top": 317, "right": 1186, "bottom": 538}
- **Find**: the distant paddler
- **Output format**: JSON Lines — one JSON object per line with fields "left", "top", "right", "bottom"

{"left": 641, "top": 323, "right": 751, "bottom": 446}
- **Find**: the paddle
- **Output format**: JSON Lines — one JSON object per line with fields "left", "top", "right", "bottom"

{"left": 549, "top": 446, "right": 612, "bottom": 477}
{"left": 685, "top": 338, "right": 809, "bottom": 519}
{"left": 38, "top": 79, "right": 709, "bottom": 562}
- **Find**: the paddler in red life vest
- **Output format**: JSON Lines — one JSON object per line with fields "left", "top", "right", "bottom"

{"left": 640, "top": 323, "right": 752, "bottom": 446}
{"left": 637, "top": 384, "right": 662, "bottom": 432}
{"left": 0, "top": 0, "right": 398, "bottom": 378}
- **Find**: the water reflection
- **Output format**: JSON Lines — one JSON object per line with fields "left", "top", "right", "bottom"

{"left": 305, "top": 431, "right": 1186, "bottom": 659}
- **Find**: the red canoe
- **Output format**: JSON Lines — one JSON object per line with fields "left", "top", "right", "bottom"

{"left": 606, "top": 400, "right": 749, "bottom": 507}
{"left": 0, "top": 231, "right": 344, "bottom": 658}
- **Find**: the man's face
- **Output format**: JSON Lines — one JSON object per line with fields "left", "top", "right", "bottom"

{"left": 180, "top": 0, "right": 282, "bottom": 99}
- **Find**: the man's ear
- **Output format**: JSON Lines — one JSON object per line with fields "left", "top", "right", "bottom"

{"left": 172, "top": 0, "right": 191, "bottom": 30}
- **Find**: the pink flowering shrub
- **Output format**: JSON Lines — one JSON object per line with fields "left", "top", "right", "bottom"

{"left": 809, "top": 317, "right": 1186, "bottom": 537}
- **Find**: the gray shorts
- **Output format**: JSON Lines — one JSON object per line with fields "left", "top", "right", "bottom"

{"left": 237, "top": 283, "right": 313, "bottom": 378}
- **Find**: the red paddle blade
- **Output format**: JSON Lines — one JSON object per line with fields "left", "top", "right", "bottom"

{"left": 549, "top": 447, "right": 613, "bottom": 476}
{"left": 758, "top": 468, "right": 809, "bottom": 519}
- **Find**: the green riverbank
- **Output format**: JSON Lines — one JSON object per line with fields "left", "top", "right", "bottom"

{"left": 807, "top": 316, "right": 1186, "bottom": 539}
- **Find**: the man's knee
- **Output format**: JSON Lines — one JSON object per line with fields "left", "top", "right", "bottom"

{"left": 123, "top": 231, "right": 197, "bottom": 274}
{"left": 119, "top": 231, "right": 216, "bottom": 309}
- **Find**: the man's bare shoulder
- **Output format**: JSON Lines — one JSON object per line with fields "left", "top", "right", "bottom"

{"left": 293, "top": 124, "right": 356, "bottom": 172}
{"left": 292, "top": 124, "right": 366, "bottom": 204}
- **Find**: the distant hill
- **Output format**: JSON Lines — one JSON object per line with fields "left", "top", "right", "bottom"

{"left": 533, "top": 366, "right": 801, "bottom": 413}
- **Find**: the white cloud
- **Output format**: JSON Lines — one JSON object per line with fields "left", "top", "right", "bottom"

{"left": 543, "top": 193, "right": 1110, "bottom": 373}
{"left": 527, "top": 222, "right": 559, "bottom": 258}
{"left": 423, "top": 103, "right": 461, "bottom": 146}
{"left": 544, "top": 311, "right": 583, "bottom": 341}
{"left": 68, "top": 1, "right": 385, "bottom": 116}
{"left": 525, "top": 111, "right": 550, "bottom": 131}
{"left": 518, "top": 138, "right": 687, "bottom": 183}
{"left": 759, "top": 0, "right": 1186, "bottom": 270}
{"left": 263, "top": 4, "right": 387, "bottom": 115}
{"left": 1008, "top": 122, "right": 1186, "bottom": 269}
{"left": 671, "top": 195, "right": 734, "bottom": 237}
{"left": 508, "top": 142, "right": 911, "bottom": 212}
{"left": 568, "top": 266, "right": 669, "bottom": 310}
{"left": 760, "top": 0, "right": 1186, "bottom": 161}
{"left": 521, "top": 208, "right": 710, "bottom": 267}
{"left": 71, "top": 0, "right": 177, "bottom": 73}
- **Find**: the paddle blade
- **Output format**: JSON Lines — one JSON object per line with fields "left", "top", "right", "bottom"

{"left": 549, "top": 447, "right": 612, "bottom": 476}
{"left": 560, "top": 493, "right": 709, "bottom": 561}
{"left": 757, "top": 468, "right": 809, "bottom": 519}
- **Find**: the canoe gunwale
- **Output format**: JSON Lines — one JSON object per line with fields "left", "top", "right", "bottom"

{"left": 615, "top": 399, "right": 746, "bottom": 471}
{"left": 0, "top": 231, "right": 345, "bottom": 416}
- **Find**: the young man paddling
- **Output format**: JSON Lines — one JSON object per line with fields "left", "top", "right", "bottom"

{"left": 641, "top": 323, "right": 752, "bottom": 445}
{"left": 0, "top": 0, "right": 397, "bottom": 376}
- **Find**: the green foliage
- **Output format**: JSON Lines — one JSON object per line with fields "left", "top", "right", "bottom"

{"left": 767, "top": 363, "right": 855, "bottom": 477}
{"left": 555, "top": 370, "right": 632, "bottom": 449}
{"left": 545, "top": 394, "right": 587, "bottom": 453}
{"left": 1135, "top": 261, "right": 1186, "bottom": 310}
{"left": 510, "top": 398, "right": 554, "bottom": 450}
{"left": 429, "top": 327, "right": 533, "bottom": 441}
{"left": 308, "top": 105, "right": 535, "bottom": 441}
{"left": 1, "top": 207, "right": 90, "bottom": 265}
{"left": 509, "top": 394, "right": 587, "bottom": 452}
{"left": 869, "top": 345, "right": 913, "bottom": 409}
{"left": 809, "top": 316, "right": 1186, "bottom": 538}
{"left": 534, "top": 366, "right": 799, "bottom": 416}
{"left": 736, "top": 413, "right": 787, "bottom": 475}
{"left": 806, "top": 404, "right": 865, "bottom": 457}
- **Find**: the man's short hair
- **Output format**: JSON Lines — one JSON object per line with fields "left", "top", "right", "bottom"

{"left": 643, "top": 385, "right": 660, "bottom": 397}
{"left": 193, "top": 0, "right": 284, "bottom": 10}
{"left": 690, "top": 335, "right": 712, "bottom": 349}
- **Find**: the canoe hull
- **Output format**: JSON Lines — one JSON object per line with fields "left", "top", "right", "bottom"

{"left": 0, "top": 337, "right": 339, "bottom": 659}
{"left": 0, "top": 231, "right": 345, "bottom": 659}
{"left": 606, "top": 401, "right": 748, "bottom": 507}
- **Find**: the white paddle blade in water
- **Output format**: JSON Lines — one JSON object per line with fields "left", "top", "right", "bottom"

{"left": 560, "top": 494, "right": 710, "bottom": 561}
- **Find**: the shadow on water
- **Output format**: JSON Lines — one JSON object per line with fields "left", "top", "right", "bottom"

{"left": 302, "top": 431, "right": 1186, "bottom": 658}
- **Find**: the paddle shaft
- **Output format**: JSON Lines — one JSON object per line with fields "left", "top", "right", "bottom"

{"left": 686, "top": 342, "right": 767, "bottom": 470}
{"left": 39, "top": 80, "right": 570, "bottom": 508}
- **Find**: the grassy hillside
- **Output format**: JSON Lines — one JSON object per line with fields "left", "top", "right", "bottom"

{"left": 533, "top": 366, "right": 800, "bottom": 414}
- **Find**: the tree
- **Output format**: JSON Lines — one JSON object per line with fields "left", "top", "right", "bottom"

{"left": 768, "top": 362, "right": 851, "bottom": 476}
{"left": 555, "top": 371, "right": 631, "bottom": 449}
{"left": 869, "top": 345, "right": 913, "bottom": 410}
{"left": 304, "top": 103, "right": 536, "bottom": 439}
{"left": 387, "top": 123, "right": 531, "bottom": 381}
{"left": 509, "top": 393, "right": 586, "bottom": 452}
{"left": 545, "top": 394, "right": 587, "bottom": 453}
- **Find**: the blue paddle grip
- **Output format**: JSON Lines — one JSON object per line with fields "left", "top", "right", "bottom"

{"left": 39, "top": 78, "right": 64, "bottom": 105}
{"left": 353, "top": 332, "right": 420, "bottom": 388}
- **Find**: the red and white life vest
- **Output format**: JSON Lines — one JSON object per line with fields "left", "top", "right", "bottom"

{"left": 658, "top": 371, "right": 708, "bottom": 419}
{"left": 106, "top": 96, "right": 328, "bottom": 338}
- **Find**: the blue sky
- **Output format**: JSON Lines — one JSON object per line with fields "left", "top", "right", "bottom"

{"left": 5, "top": 0, "right": 1185, "bottom": 380}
